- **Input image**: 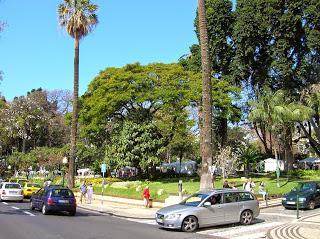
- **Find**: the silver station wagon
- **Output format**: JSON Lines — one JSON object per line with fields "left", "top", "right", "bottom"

{"left": 155, "top": 189, "right": 260, "bottom": 232}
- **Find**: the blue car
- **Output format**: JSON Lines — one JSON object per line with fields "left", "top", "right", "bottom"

{"left": 282, "top": 181, "right": 320, "bottom": 210}
{"left": 30, "top": 185, "right": 77, "bottom": 216}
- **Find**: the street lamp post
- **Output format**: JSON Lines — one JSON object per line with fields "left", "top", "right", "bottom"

{"left": 62, "top": 157, "right": 68, "bottom": 186}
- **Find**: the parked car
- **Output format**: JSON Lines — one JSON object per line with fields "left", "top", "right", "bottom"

{"left": 0, "top": 182, "right": 24, "bottom": 202}
{"left": 22, "top": 183, "right": 41, "bottom": 199}
{"left": 282, "top": 181, "right": 320, "bottom": 210}
{"left": 155, "top": 189, "right": 260, "bottom": 232}
{"left": 30, "top": 185, "right": 77, "bottom": 216}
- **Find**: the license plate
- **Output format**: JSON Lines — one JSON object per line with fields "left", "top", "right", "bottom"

{"left": 58, "top": 200, "right": 69, "bottom": 203}
{"left": 287, "top": 201, "right": 296, "bottom": 205}
{"left": 9, "top": 191, "right": 17, "bottom": 194}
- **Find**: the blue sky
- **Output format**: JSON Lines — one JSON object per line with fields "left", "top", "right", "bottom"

{"left": 0, "top": 0, "right": 201, "bottom": 101}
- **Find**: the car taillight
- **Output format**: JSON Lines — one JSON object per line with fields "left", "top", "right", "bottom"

{"left": 27, "top": 189, "right": 32, "bottom": 192}
{"left": 47, "top": 197, "right": 54, "bottom": 205}
{"left": 2, "top": 190, "right": 6, "bottom": 195}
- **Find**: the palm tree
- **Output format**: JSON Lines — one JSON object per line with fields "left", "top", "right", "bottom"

{"left": 58, "top": 0, "right": 98, "bottom": 188}
{"left": 249, "top": 88, "right": 314, "bottom": 171}
{"left": 198, "top": 0, "right": 213, "bottom": 190}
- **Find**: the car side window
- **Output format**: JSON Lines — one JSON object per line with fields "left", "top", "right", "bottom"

{"left": 224, "top": 192, "right": 239, "bottom": 203}
{"left": 239, "top": 192, "right": 254, "bottom": 201}
{"left": 206, "top": 194, "right": 222, "bottom": 205}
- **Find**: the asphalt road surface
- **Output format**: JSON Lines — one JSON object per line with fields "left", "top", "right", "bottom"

{"left": 0, "top": 200, "right": 212, "bottom": 239}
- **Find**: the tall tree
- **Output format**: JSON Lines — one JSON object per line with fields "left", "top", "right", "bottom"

{"left": 58, "top": 0, "right": 98, "bottom": 188}
{"left": 198, "top": 0, "right": 213, "bottom": 190}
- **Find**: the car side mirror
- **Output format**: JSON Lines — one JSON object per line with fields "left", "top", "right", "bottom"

{"left": 203, "top": 202, "right": 211, "bottom": 207}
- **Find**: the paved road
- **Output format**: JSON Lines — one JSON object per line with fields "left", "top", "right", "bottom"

{"left": 0, "top": 201, "right": 211, "bottom": 239}
{"left": 132, "top": 205, "right": 320, "bottom": 239}
{"left": 1, "top": 200, "right": 319, "bottom": 239}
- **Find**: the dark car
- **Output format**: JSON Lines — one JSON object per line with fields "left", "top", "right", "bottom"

{"left": 30, "top": 185, "right": 76, "bottom": 216}
{"left": 282, "top": 181, "right": 320, "bottom": 210}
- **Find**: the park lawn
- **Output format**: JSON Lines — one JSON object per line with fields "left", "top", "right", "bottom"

{"left": 91, "top": 176, "right": 320, "bottom": 202}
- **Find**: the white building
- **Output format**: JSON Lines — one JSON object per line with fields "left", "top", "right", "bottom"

{"left": 263, "top": 158, "right": 284, "bottom": 172}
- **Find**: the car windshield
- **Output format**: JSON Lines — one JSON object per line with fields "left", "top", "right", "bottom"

{"left": 51, "top": 189, "right": 74, "bottom": 197}
{"left": 296, "top": 182, "right": 316, "bottom": 191}
{"left": 27, "top": 184, "right": 40, "bottom": 188}
{"left": 180, "top": 193, "right": 209, "bottom": 207}
{"left": 5, "top": 183, "right": 21, "bottom": 189}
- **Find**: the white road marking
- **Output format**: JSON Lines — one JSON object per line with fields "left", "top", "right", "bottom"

{"left": 23, "top": 211, "right": 35, "bottom": 217}
{"left": 260, "top": 212, "right": 297, "bottom": 218}
{"left": 125, "top": 218, "right": 157, "bottom": 225}
{"left": 198, "top": 221, "right": 284, "bottom": 238}
{"left": 11, "top": 206, "right": 20, "bottom": 210}
{"left": 2, "top": 202, "right": 8, "bottom": 205}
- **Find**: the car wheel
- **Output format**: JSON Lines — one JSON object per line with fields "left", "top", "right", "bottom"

{"left": 240, "top": 210, "right": 253, "bottom": 225}
{"left": 42, "top": 204, "right": 48, "bottom": 215}
{"left": 181, "top": 216, "right": 198, "bottom": 232}
{"left": 308, "top": 200, "right": 315, "bottom": 210}
{"left": 69, "top": 210, "right": 76, "bottom": 216}
{"left": 30, "top": 201, "right": 35, "bottom": 210}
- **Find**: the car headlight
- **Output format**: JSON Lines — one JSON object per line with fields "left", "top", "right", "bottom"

{"left": 165, "top": 214, "right": 181, "bottom": 220}
{"left": 298, "top": 197, "right": 306, "bottom": 202}
{"left": 281, "top": 197, "right": 287, "bottom": 201}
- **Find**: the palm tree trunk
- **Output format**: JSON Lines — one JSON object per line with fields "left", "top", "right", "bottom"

{"left": 68, "top": 36, "right": 80, "bottom": 188}
{"left": 283, "top": 126, "right": 293, "bottom": 171}
{"left": 198, "top": 0, "right": 213, "bottom": 190}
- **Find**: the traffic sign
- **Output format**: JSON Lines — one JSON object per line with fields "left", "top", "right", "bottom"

{"left": 101, "top": 163, "right": 107, "bottom": 173}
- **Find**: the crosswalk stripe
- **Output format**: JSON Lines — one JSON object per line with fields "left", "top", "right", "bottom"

{"left": 23, "top": 211, "right": 35, "bottom": 217}
{"left": 11, "top": 206, "right": 20, "bottom": 210}
{"left": 198, "top": 221, "right": 283, "bottom": 237}
{"left": 260, "top": 212, "right": 297, "bottom": 218}
{"left": 2, "top": 202, "right": 8, "bottom": 205}
{"left": 230, "top": 232, "right": 267, "bottom": 239}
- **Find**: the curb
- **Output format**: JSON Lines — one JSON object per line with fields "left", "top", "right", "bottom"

{"left": 260, "top": 202, "right": 282, "bottom": 209}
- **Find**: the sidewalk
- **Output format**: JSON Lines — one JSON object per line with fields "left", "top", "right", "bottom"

{"left": 267, "top": 213, "right": 320, "bottom": 239}
{"left": 75, "top": 193, "right": 282, "bottom": 220}
{"left": 76, "top": 193, "right": 158, "bottom": 219}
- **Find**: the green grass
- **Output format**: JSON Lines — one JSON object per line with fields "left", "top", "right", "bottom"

{"left": 27, "top": 172, "right": 320, "bottom": 202}
{"left": 90, "top": 175, "right": 320, "bottom": 202}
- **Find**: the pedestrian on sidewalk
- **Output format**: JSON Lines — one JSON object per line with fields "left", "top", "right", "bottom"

{"left": 259, "top": 182, "right": 268, "bottom": 201}
{"left": 243, "top": 178, "right": 255, "bottom": 193}
{"left": 79, "top": 181, "right": 87, "bottom": 204}
{"left": 143, "top": 185, "right": 150, "bottom": 208}
{"left": 86, "top": 183, "right": 93, "bottom": 204}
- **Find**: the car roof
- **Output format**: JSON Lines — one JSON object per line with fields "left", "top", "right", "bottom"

{"left": 198, "top": 188, "right": 251, "bottom": 194}
{"left": 47, "top": 185, "right": 70, "bottom": 189}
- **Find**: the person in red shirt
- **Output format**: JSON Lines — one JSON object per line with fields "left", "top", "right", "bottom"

{"left": 143, "top": 186, "right": 150, "bottom": 208}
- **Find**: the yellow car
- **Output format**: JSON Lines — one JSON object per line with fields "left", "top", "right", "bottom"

{"left": 22, "top": 183, "right": 41, "bottom": 198}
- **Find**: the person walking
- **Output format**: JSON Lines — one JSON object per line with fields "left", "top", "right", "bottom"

{"left": 79, "top": 182, "right": 87, "bottom": 204}
{"left": 86, "top": 184, "right": 93, "bottom": 204}
{"left": 143, "top": 185, "right": 150, "bottom": 208}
